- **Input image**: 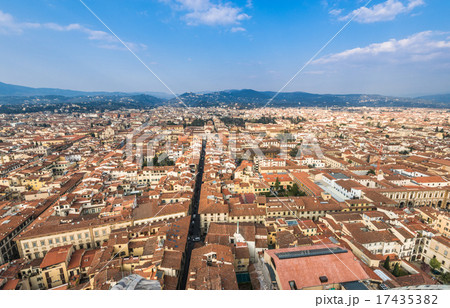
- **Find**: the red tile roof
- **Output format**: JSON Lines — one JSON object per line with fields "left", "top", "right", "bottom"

{"left": 265, "top": 244, "right": 370, "bottom": 290}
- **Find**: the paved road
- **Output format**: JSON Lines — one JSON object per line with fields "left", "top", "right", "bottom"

{"left": 178, "top": 139, "right": 206, "bottom": 290}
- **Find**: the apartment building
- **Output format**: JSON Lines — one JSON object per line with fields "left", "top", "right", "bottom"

{"left": 422, "top": 236, "right": 449, "bottom": 274}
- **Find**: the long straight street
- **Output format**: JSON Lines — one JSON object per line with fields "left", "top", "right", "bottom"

{"left": 178, "top": 138, "right": 206, "bottom": 290}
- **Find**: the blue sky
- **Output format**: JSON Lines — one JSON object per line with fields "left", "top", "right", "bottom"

{"left": 0, "top": 0, "right": 449, "bottom": 96}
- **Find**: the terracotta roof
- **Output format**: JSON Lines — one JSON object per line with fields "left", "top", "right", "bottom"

{"left": 40, "top": 245, "right": 73, "bottom": 269}
{"left": 265, "top": 244, "right": 370, "bottom": 290}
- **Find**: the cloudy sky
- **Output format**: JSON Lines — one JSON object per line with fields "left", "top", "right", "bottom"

{"left": 0, "top": 0, "right": 449, "bottom": 96}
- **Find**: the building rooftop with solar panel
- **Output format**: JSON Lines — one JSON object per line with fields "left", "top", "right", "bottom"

{"left": 262, "top": 244, "right": 370, "bottom": 290}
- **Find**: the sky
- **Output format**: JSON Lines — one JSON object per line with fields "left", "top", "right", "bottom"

{"left": 0, "top": 0, "right": 449, "bottom": 97}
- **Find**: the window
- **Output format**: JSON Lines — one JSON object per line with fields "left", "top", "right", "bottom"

{"left": 55, "top": 238, "right": 60, "bottom": 244}
{"left": 62, "top": 237, "right": 67, "bottom": 242}
{"left": 40, "top": 241, "right": 45, "bottom": 246}
{"left": 85, "top": 233, "right": 89, "bottom": 238}
{"left": 289, "top": 281, "right": 297, "bottom": 290}
{"left": 24, "top": 243, "right": 29, "bottom": 249}
{"left": 70, "top": 235, "right": 74, "bottom": 241}
{"left": 48, "top": 239, "right": 53, "bottom": 245}
{"left": 32, "top": 242, "right": 37, "bottom": 248}
{"left": 77, "top": 234, "right": 82, "bottom": 239}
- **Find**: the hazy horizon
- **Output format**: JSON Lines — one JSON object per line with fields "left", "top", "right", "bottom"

{"left": 1, "top": 1, "right": 449, "bottom": 97}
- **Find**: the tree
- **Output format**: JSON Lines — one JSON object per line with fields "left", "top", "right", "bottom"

{"left": 441, "top": 272, "right": 450, "bottom": 284}
{"left": 274, "top": 178, "right": 281, "bottom": 192}
{"left": 367, "top": 169, "right": 376, "bottom": 175}
{"left": 289, "top": 147, "right": 299, "bottom": 158}
{"left": 392, "top": 263, "right": 401, "bottom": 277}
{"left": 151, "top": 153, "right": 175, "bottom": 167}
{"left": 287, "top": 183, "right": 306, "bottom": 197}
{"left": 289, "top": 183, "right": 300, "bottom": 196}
{"left": 190, "top": 119, "right": 206, "bottom": 126}
{"left": 430, "top": 257, "right": 441, "bottom": 270}
{"left": 383, "top": 256, "right": 391, "bottom": 271}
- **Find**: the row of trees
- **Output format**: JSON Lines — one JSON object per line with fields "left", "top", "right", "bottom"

{"left": 270, "top": 179, "right": 306, "bottom": 197}
{"left": 142, "top": 154, "right": 175, "bottom": 167}
{"left": 383, "top": 256, "right": 450, "bottom": 283}
{"left": 383, "top": 257, "right": 405, "bottom": 277}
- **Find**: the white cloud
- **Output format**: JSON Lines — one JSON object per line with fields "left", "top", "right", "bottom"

{"left": 162, "top": 0, "right": 250, "bottom": 27}
{"left": 0, "top": 10, "right": 40, "bottom": 34}
{"left": 338, "top": 0, "right": 425, "bottom": 23}
{"left": 0, "top": 10, "right": 145, "bottom": 51}
{"left": 329, "top": 9, "right": 343, "bottom": 16}
{"left": 230, "top": 26, "right": 246, "bottom": 33}
{"left": 313, "top": 31, "right": 450, "bottom": 65}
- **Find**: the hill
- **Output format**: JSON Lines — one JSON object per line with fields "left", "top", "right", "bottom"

{"left": 166, "top": 90, "right": 448, "bottom": 108}
{"left": 416, "top": 94, "right": 450, "bottom": 103}
{"left": 0, "top": 81, "right": 449, "bottom": 110}
{"left": 0, "top": 82, "right": 172, "bottom": 99}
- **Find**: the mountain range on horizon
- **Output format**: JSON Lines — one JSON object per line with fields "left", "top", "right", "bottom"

{"left": 0, "top": 81, "right": 449, "bottom": 109}
{"left": 0, "top": 82, "right": 174, "bottom": 100}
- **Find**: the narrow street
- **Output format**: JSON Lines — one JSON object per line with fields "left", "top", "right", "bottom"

{"left": 178, "top": 138, "right": 206, "bottom": 290}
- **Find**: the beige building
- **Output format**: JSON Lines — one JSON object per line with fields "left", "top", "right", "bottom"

{"left": 434, "top": 212, "right": 450, "bottom": 238}
{"left": 39, "top": 245, "right": 74, "bottom": 289}
{"left": 422, "top": 236, "right": 449, "bottom": 274}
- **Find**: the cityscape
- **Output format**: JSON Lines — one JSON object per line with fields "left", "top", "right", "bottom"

{"left": 0, "top": 0, "right": 449, "bottom": 301}
{"left": 0, "top": 106, "right": 449, "bottom": 290}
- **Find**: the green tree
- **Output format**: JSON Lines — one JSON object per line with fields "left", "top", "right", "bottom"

{"left": 289, "top": 147, "right": 299, "bottom": 158}
{"left": 274, "top": 178, "right": 281, "bottom": 192}
{"left": 290, "top": 183, "right": 300, "bottom": 196}
{"left": 440, "top": 272, "right": 450, "bottom": 284}
{"left": 367, "top": 169, "right": 376, "bottom": 175}
{"left": 287, "top": 183, "right": 306, "bottom": 197}
{"left": 392, "top": 263, "right": 400, "bottom": 277}
{"left": 383, "top": 256, "right": 391, "bottom": 271}
{"left": 190, "top": 119, "right": 206, "bottom": 126}
{"left": 430, "top": 257, "right": 441, "bottom": 270}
